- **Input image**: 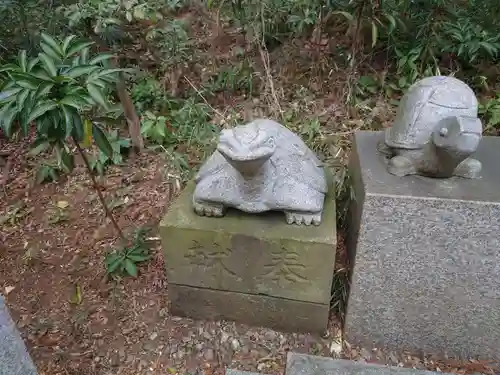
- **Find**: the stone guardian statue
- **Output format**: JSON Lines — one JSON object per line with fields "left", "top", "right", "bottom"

{"left": 383, "top": 76, "right": 483, "bottom": 179}
{"left": 193, "top": 119, "right": 328, "bottom": 226}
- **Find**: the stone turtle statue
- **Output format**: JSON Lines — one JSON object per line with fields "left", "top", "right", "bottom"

{"left": 383, "top": 75, "right": 483, "bottom": 179}
{"left": 193, "top": 119, "right": 328, "bottom": 226}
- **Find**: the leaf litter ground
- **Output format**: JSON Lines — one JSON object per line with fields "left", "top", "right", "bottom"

{"left": 0, "top": 136, "right": 498, "bottom": 375}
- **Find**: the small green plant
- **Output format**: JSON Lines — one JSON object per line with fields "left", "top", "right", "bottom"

{"left": 105, "top": 227, "right": 151, "bottom": 277}
{"left": 130, "top": 76, "right": 177, "bottom": 114}
{"left": 479, "top": 95, "right": 500, "bottom": 133}
{"left": 205, "top": 61, "right": 255, "bottom": 95}
{"left": 89, "top": 129, "right": 131, "bottom": 175}
{"left": 36, "top": 162, "right": 61, "bottom": 184}
{"left": 140, "top": 111, "right": 170, "bottom": 144}
{"left": 0, "top": 201, "right": 33, "bottom": 226}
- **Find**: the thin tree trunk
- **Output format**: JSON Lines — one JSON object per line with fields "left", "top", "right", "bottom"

{"left": 74, "top": 141, "right": 127, "bottom": 243}
{"left": 86, "top": 25, "right": 144, "bottom": 152}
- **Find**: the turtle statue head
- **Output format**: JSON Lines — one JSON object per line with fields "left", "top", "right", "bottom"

{"left": 217, "top": 124, "right": 276, "bottom": 177}
{"left": 383, "top": 75, "right": 483, "bottom": 179}
{"left": 432, "top": 115, "right": 482, "bottom": 157}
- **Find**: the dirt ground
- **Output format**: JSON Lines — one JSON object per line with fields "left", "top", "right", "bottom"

{"left": 1, "top": 134, "right": 499, "bottom": 375}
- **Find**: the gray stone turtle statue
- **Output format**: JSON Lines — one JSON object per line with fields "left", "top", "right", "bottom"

{"left": 383, "top": 75, "right": 483, "bottom": 179}
{"left": 193, "top": 118, "right": 328, "bottom": 226}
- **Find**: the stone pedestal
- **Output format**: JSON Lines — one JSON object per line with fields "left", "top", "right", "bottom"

{"left": 0, "top": 296, "right": 38, "bottom": 375}
{"left": 160, "top": 182, "right": 336, "bottom": 333}
{"left": 345, "top": 131, "right": 500, "bottom": 361}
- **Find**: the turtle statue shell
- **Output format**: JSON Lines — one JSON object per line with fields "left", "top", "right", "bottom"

{"left": 382, "top": 75, "right": 483, "bottom": 179}
{"left": 386, "top": 75, "right": 479, "bottom": 149}
{"left": 192, "top": 118, "right": 328, "bottom": 226}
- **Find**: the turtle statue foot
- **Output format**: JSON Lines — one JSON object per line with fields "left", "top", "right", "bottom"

{"left": 193, "top": 200, "right": 225, "bottom": 217}
{"left": 454, "top": 158, "right": 482, "bottom": 179}
{"left": 285, "top": 211, "right": 322, "bottom": 226}
{"left": 387, "top": 155, "right": 417, "bottom": 177}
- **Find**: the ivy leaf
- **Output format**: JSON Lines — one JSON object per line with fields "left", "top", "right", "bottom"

{"left": 92, "top": 123, "right": 113, "bottom": 159}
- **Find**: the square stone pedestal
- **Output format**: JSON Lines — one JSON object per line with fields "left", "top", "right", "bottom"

{"left": 345, "top": 131, "right": 500, "bottom": 361}
{"left": 160, "top": 182, "right": 336, "bottom": 333}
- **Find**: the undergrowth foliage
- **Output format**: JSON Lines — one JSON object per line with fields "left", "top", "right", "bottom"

{"left": 1, "top": 0, "right": 500, "bottom": 289}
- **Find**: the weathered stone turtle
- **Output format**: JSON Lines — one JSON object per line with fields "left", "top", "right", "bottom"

{"left": 192, "top": 118, "right": 328, "bottom": 226}
{"left": 383, "top": 75, "right": 483, "bottom": 179}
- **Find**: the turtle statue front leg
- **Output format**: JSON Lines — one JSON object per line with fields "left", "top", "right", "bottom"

{"left": 193, "top": 199, "right": 226, "bottom": 217}
{"left": 387, "top": 155, "right": 417, "bottom": 177}
{"left": 284, "top": 210, "right": 322, "bottom": 226}
{"left": 453, "top": 158, "right": 482, "bottom": 179}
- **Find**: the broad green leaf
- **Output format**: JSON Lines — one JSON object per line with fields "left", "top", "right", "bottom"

{"left": 66, "top": 41, "right": 94, "bottom": 58}
{"left": 87, "top": 83, "right": 109, "bottom": 109}
{"left": 70, "top": 110, "right": 84, "bottom": 143}
{"left": 92, "top": 123, "right": 113, "bottom": 158}
{"left": 90, "top": 68, "right": 128, "bottom": 80}
{"left": 88, "top": 79, "right": 107, "bottom": 89}
{"left": 36, "top": 167, "right": 50, "bottom": 184}
{"left": 27, "top": 57, "right": 39, "bottom": 72}
{"left": 34, "top": 82, "right": 54, "bottom": 99}
{"left": 124, "top": 259, "right": 138, "bottom": 277}
{"left": 13, "top": 78, "right": 39, "bottom": 90}
{"left": 38, "top": 53, "right": 58, "bottom": 77}
{"left": 28, "top": 139, "right": 51, "bottom": 156}
{"left": 106, "top": 255, "right": 123, "bottom": 273}
{"left": 18, "top": 50, "right": 27, "bottom": 72}
{"left": 127, "top": 254, "right": 149, "bottom": 262}
{"left": 48, "top": 167, "right": 59, "bottom": 182}
{"left": 0, "top": 63, "right": 19, "bottom": 73}
{"left": 65, "top": 65, "right": 99, "bottom": 79}
{"left": 60, "top": 149, "right": 74, "bottom": 172}
{"left": 40, "top": 42, "right": 61, "bottom": 61}
{"left": 61, "top": 104, "right": 74, "bottom": 138}
{"left": 59, "top": 95, "right": 87, "bottom": 109}
{"left": 62, "top": 35, "right": 77, "bottom": 54}
{"left": 0, "top": 103, "right": 18, "bottom": 137}
{"left": 0, "top": 87, "right": 23, "bottom": 102}
{"left": 88, "top": 53, "right": 115, "bottom": 65}
{"left": 41, "top": 33, "right": 63, "bottom": 55}
{"left": 81, "top": 47, "right": 90, "bottom": 64}
{"left": 16, "top": 89, "right": 30, "bottom": 110}
{"left": 26, "top": 100, "right": 57, "bottom": 124}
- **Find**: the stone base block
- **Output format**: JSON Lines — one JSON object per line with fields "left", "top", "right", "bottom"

{"left": 160, "top": 182, "right": 336, "bottom": 333}
{"left": 345, "top": 131, "right": 500, "bottom": 361}
{"left": 0, "top": 296, "right": 38, "bottom": 375}
{"left": 286, "top": 353, "right": 439, "bottom": 375}
{"left": 169, "top": 284, "right": 329, "bottom": 333}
